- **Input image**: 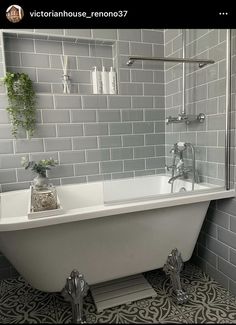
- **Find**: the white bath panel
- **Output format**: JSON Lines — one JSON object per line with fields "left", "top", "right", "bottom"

{"left": 90, "top": 273, "right": 157, "bottom": 312}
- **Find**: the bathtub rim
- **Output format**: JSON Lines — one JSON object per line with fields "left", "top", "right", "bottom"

{"left": 0, "top": 183, "right": 235, "bottom": 232}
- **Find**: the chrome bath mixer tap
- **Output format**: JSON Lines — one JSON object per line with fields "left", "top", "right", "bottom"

{"left": 166, "top": 142, "right": 199, "bottom": 193}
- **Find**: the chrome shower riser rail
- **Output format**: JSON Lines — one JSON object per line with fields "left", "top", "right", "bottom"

{"left": 182, "top": 29, "right": 186, "bottom": 116}
{"left": 126, "top": 56, "right": 215, "bottom": 68}
{"left": 225, "top": 29, "right": 231, "bottom": 191}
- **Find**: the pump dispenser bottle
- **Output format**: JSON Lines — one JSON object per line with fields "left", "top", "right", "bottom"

{"left": 92, "top": 67, "right": 102, "bottom": 94}
{"left": 101, "top": 66, "right": 109, "bottom": 94}
{"left": 108, "top": 67, "right": 117, "bottom": 94}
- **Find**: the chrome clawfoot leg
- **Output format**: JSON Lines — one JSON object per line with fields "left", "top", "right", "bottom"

{"left": 61, "top": 269, "right": 89, "bottom": 324}
{"left": 163, "top": 248, "right": 189, "bottom": 304}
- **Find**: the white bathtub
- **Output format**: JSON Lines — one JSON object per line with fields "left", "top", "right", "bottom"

{"left": 0, "top": 175, "right": 234, "bottom": 292}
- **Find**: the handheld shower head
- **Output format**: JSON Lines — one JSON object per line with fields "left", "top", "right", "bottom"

{"left": 176, "top": 142, "right": 186, "bottom": 152}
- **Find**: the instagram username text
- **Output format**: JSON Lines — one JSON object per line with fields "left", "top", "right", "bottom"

{"left": 29, "top": 10, "right": 128, "bottom": 18}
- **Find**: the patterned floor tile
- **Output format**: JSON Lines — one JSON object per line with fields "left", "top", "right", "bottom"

{"left": 0, "top": 262, "right": 236, "bottom": 323}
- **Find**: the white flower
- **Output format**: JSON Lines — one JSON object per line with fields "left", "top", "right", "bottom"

{"left": 21, "top": 156, "right": 28, "bottom": 166}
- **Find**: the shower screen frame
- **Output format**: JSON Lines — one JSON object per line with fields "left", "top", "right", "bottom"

{"left": 225, "top": 29, "right": 232, "bottom": 190}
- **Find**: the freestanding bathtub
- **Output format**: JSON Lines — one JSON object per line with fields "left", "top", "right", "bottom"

{"left": 0, "top": 174, "right": 234, "bottom": 293}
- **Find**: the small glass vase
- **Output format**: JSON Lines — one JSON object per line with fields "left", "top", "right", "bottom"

{"left": 32, "top": 174, "right": 49, "bottom": 190}
{"left": 62, "top": 75, "right": 71, "bottom": 94}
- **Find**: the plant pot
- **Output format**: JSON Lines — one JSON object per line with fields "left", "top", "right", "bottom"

{"left": 33, "top": 174, "right": 49, "bottom": 189}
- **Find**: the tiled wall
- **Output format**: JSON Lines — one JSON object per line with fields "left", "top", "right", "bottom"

{"left": 0, "top": 29, "right": 165, "bottom": 193}
{"left": 164, "top": 29, "right": 228, "bottom": 186}
{"left": 192, "top": 29, "right": 236, "bottom": 296}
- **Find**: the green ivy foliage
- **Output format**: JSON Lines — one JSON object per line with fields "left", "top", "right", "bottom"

{"left": 2, "top": 72, "right": 36, "bottom": 137}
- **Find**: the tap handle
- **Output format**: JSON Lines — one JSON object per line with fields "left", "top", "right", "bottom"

{"left": 165, "top": 164, "right": 173, "bottom": 171}
{"left": 165, "top": 164, "right": 170, "bottom": 171}
{"left": 170, "top": 143, "right": 178, "bottom": 154}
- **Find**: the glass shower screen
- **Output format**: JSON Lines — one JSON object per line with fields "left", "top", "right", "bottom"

{"left": 99, "top": 29, "right": 231, "bottom": 204}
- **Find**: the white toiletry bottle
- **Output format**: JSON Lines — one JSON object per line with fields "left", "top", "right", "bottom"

{"left": 108, "top": 67, "right": 117, "bottom": 94}
{"left": 92, "top": 66, "right": 102, "bottom": 94}
{"left": 101, "top": 66, "right": 109, "bottom": 94}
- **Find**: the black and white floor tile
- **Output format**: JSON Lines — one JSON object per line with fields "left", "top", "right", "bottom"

{"left": 0, "top": 262, "right": 236, "bottom": 323}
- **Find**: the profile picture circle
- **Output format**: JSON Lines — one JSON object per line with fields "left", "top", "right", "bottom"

{"left": 6, "top": 5, "right": 24, "bottom": 23}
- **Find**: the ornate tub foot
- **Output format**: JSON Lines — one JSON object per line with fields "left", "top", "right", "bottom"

{"left": 163, "top": 248, "right": 189, "bottom": 304}
{"left": 61, "top": 269, "right": 89, "bottom": 324}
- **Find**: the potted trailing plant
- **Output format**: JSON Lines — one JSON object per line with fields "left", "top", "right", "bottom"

{"left": 21, "top": 157, "right": 58, "bottom": 189}
{"left": 2, "top": 72, "right": 36, "bottom": 137}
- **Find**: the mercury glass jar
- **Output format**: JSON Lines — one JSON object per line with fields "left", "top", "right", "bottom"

{"left": 31, "top": 184, "right": 57, "bottom": 212}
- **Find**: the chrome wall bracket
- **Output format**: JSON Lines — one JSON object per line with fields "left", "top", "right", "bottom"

{"left": 163, "top": 248, "right": 189, "bottom": 304}
{"left": 166, "top": 113, "right": 205, "bottom": 125}
{"left": 61, "top": 269, "right": 89, "bottom": 324}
